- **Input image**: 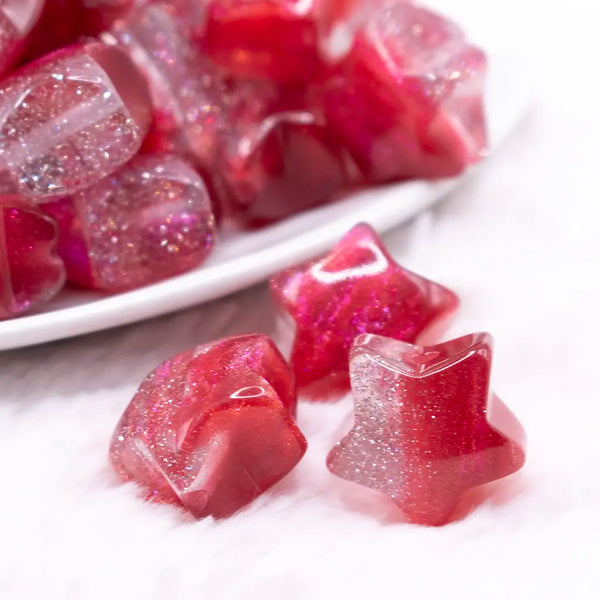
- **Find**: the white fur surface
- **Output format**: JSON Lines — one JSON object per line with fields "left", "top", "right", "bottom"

{"left": 1, "top": 2, "right": 599, "bottom": 598}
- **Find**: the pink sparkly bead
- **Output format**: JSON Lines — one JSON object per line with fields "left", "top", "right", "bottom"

{"left": 0, "top": 0, "right": 43, "bottom": 76}
{"left": 43, "top": 154, "right": 216, "bottom": 292}
{"left": 322, "top": 2, "right": 487, "bottom": 182}
{"left": 110, "top": 334, "right": 306, "bottom": 518}
{"left": 271, "top": 223, "right": 458, "bottom": 395}
{"left": 0, "top": 42, "right": 152, "bottom": 199}
{"left": 327, "top": 333, "right": 526, "bottom": 525}
{"left": 0, "top": 194, "right": 65, "bottom": 319}
{"left": 103, "top": 1, "right": 227, "bottom": 170}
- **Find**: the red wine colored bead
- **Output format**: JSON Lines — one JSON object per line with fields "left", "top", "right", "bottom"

{"left": 43, "top": 154, "right": 216, "bottom": 292}
{"left": 0, "top": 0, "right": 43, "bottom": 76}
{"left": 222, "top": 118, "right": 353, "bottom": 227}
{"left": 327, "top": 333, "right": 526, "bottom": 525}
{"left": 0, "top": 194, "right": 65, "bottom": 319}
{"left": 271, "top": 223, "right": 458, "bottom": 395}
{"left": 24, "top": 0, "right": 135, "bottom": 61}
{"left": 110, "top": 334, "right": 305, "bottom": 518}
{"left": 322, "top": 2, "right": 487, "bottom": 182}
{"left": 204, "top": 0, "right": 323, "bottom": 82}
{"left": 0, "top": 42, "right": 152, "bottom": 199}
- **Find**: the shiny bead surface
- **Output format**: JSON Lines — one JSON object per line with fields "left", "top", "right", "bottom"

{"left": 322, "top": 2, "right": 487, "bottom": 182}
{"left": 110, "top": 334, "right": 306, "bottom": 518}
{"left": 0, "top": 194, "right": 65, "bottom": 319}
{"left": 271, "top": 223, "right": 458, "bottom": 395}
{"left": 43, "top": 154, "right": 216, "bottom": 292}
{"left": 0, "top": 42, "right": 152, "bottom": 199}
{"left": 327, "top": 333, "right": 526, "bottom": 525}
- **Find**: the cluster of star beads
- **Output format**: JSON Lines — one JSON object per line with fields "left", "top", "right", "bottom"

{"left": 110, "top": 223, "right": 525, "bottom": 526}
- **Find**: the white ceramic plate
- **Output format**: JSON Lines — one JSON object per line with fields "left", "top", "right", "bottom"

{"left": 0, "top": 54, "right": 532, "bottom": 351}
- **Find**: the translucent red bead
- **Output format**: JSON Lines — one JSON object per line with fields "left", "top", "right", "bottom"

{"left": 0, "top": 194, "right": 64, "bottom": 319}
{"left": 0, "top": 0, "right": 43, "bottom": 76}
{"left": 322, "top": 2, "right": 487, "bottom": 182}
{"left": 271, "top": 223, "right": 458, "bottom": 395}
{"left": 327, "top": 333, "right": 526, "bottom": 525}
{"left": 110, "top": 334, "right": 306, "bottom": 518}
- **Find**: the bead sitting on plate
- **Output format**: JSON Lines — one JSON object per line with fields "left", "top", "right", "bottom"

{"left": 0, "top": 42, "right": 152, "bottom": 199}
{"left": 43, "top": 154, "right": 216, "bottom": 292}
{"left": 0, "top": 194, "right": 65, "bottom": 319}
{"left": 110, "top": 334, "right": 306, "bottom": 518}
{"left": 321, "top": 1, "right": 488, "bottom": 182}
{"left": 0, "top": 0, "right": 43, "bottom": 77}
{"left": 270, "top": 223, "right": 458, "bottom": 396}
{"left": 327, "top": 332, "right": 526, "bottom": 525}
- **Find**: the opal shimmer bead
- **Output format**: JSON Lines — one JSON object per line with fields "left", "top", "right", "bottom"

{"left": 43, "top": 154, "right": 216, "bottom": 292}
{"left": 0, "top": 42, "right": 152, "bottom": 199}
{"left": 0, "top": 0, "right": 43, "bottom": 76}
{"left": 270, "top": 223, "right": 458, "bottom": 395}
{"left": 110, "top": 334, "right": 306, "bottom": 518}
{"left": 327, "top": 333, "right": 526, "bottom": 525}
{"left": 0, "top": 194, "right": 65, "bottom": 319}
{"left": 322, "top": 1, "right": 487, "bottom": 182}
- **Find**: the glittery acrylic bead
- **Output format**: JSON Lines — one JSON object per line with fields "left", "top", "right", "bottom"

{"left": 0, "top": 194, "right": 65, "bottom": 319}
{"left": 43, "top": 154, "right": 216, "bottom": 292}
{"left": 0, "top": 42, "right": 152, "bottom": 199}
{"left": 270, "top": 223, "right": 458, "bottom": 395}
{"left": 327, "top": 333, "right": 526, "bottom": 525}
{"left": 110, "top": 334, "right": 306, "bottom": 518}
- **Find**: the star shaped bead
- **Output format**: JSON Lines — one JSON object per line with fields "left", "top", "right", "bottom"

{"left": 270, "top": 223, "right": 458, "bottom": 395}
{"left": 327, "top": 333, "right": 526, "bottom": 525}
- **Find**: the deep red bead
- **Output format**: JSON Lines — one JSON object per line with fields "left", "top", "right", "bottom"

{"left": 43, "top": 154, "right": 216, "bottom": 292}
{"left": 327, "top": 333, "right": 526, "bottom": 525}
{"left": 110, "top": 334, "right": 306, "bottom": 518}
{"left": 24, "top": 0, "right": 135, "bottom": 61}
{"left": 271, "top": 223, "right": 458, "bottom": 395}
{"left": 0, "top": 194, "right": 65, "bottom": 319}
{"left": 0, "top": 0, "right": 43, "bottom": 76}
{"left": 0, "top": 42, "right": 152, "bottom": 199}
{"left": 203, "top": 0, "right": 323, "bottom": 82}
{"left": 321, "top": 2, "right": 487, "bottom": 182}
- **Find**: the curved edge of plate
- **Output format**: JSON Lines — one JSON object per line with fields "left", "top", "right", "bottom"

{"left": 0, "top": 52, "right": 535, "bottom": 351}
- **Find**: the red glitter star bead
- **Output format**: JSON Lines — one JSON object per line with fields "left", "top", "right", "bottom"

{"left": 270, "top": 223, "right": 458, "bottom": 395}
{"left": 321, "top": 2, "right": 487, "bottom": 182}
{"left": 0, "top": 42, "right": 152, "bottom": 199}
{"left": 327, "top": 333, "right": 526, "bottom": 525}
{"left": 110, "top": 334, "right": 306, "bottom": 518}
{"left": 0, "top": 0, "right": 43, "bottom": 76}
{"left": 43, "top": 154, "right": 216, "bottom": 292}
{"left": 0, "top": 194, "right": 65, "bottom": 319}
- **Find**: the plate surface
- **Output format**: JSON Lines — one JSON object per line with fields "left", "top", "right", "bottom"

{"left": 0, "top": 54, "right": 532, "bottom": 351}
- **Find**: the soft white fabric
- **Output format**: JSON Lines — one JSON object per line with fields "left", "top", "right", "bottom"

{"left": 1, "top": 2, "right": 599, "bottom": 598}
